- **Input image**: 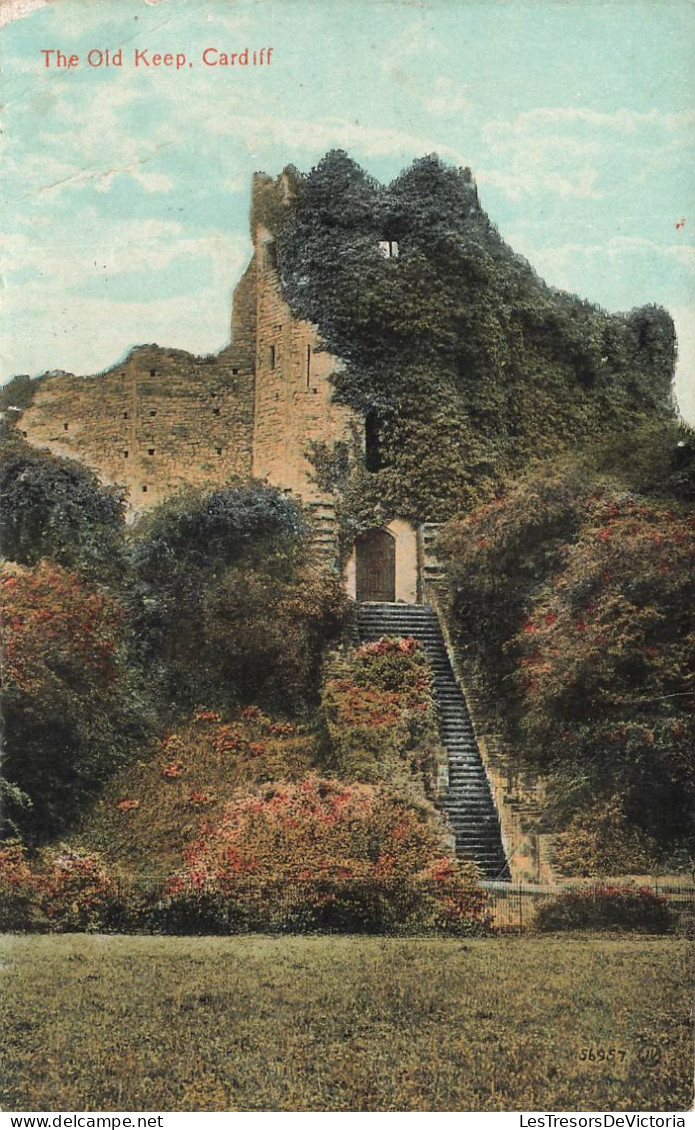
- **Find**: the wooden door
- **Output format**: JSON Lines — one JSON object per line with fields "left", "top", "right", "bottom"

{"left": 356, "top": 528, "right": 396, "bottom": 602}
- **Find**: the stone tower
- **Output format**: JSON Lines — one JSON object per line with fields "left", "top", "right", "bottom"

{"left": 249, "top": 169, "right": 421, "bottom": 600}
{"left": 249, "top": 171, "right": 355, "bottom": 506}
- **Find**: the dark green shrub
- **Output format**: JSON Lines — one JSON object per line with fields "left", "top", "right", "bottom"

{"left": 535, "top": 885, "right": 675, "bottom": 933}
{"left": 2, "top": 562, "right": 152, "bottom": 841}
{"left": 128, "top": 483, "right": 348, "bottom": 714}
{"left": 0, "top": 435, "right": 126, "bottom": 584}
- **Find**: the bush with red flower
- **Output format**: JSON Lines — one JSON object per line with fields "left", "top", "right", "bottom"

{"left": 440, "top": 466, "right": 694, "bottom": 864}
{"left": 76, "top": 706, "right": 316, "bottom": 877}
{"left": 163, "top": 775, "right": 486, "bottom": 934}
{"left": 534, "top": 883, "right": 675, "bottom": 933}
{"left": 322, "top": 638, "right": 444, "bottom": 797}
{"left": 0, "top": 841, "right": 115, "bottom": 932}
{"left": 512, "top": 494, "right": 694, "bottom": 853}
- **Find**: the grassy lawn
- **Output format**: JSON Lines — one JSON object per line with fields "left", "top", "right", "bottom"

{"left": 0, "top": 934, "right": 691, "bottom": 1112}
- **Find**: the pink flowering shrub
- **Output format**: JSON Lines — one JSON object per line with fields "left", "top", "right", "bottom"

{"left": 322, "top": 638, "right": 442, "bottom": 795}
{"left": 163, "top": 775, "right": 487, "bottom": 934}
{"left": 0, "top": 841, "right": 40, "bottom": 931}
{"left": 0, "top": 842, "right": 115, "bottom": 932}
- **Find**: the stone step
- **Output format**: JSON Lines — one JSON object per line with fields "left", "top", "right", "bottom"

{"left": 357, "top": 600, "right": 509, "bottom": 881}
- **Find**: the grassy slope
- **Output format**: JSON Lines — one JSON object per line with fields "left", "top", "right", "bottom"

{"left": 1, "top": 934, "right": 691, "bottom": 1112}
{"left": 75, "top": 715, "right": 318, "bottom": 876}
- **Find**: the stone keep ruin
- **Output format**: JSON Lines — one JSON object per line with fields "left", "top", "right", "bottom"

{"left": 9, "top": 153, "right": 677, "bottom": 606}
{"left": 5, "top": 152, "right": 680, "bottom": 881}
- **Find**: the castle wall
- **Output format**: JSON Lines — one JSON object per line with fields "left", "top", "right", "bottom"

{"left": 251, "top": 227, "right": 356, "bottom": 505}
{"left": 16, "top": 170, "right": 359, "bottom": 526}
{"left": 19, "top": 344, "right": 255, "bottom": 510}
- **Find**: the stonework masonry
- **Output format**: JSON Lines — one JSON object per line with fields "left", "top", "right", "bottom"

{"left": 18, "top": 343, "right": 255, "bottom": 511}
{"left": 16, "top": 169, "right": 357, "bottom": 516}
{"left": 251, "top": 176, "right": 357, "bottom": 506}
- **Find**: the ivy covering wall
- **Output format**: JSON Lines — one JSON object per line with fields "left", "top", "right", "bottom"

{"left": 265, "top": 150, "right": 677, "bottom": 527}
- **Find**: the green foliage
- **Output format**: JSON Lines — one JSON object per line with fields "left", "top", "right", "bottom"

{"left": 276, "top": 150, "right": 676, "bottom": 525}
{"left": 128, "top": 483, "right": 348, "bottom": 713}
{"left": 2, "top": 562, "right": 152, "bottom": 841}
{"left": 440, "top": 467, "right": 695, "bottom": 855}
{"left": 0, "top": 434, "right": 126, "bottom": 583}
{"left": 534, "top": 885, "right": 675, "bottom": 933}
{"left": 552, "top": 799, "right": 660, "bottom": 878}
{"left": 321, "top": 638, "right": 443, "bottom": 795}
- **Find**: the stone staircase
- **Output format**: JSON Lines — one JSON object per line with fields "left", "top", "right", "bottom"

{"left": 357, "top": 602, "right": 510, "bottom": 880}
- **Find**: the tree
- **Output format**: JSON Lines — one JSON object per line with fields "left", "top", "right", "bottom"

{"left": 0, "top": 435, "right": 126, "bottom": 583}
{"left": 2, "top": 562, "right": 150, "bottom": 840}
{"left": 514, "top": 494, "right": 694, "bottom": 846}
{"left": 129, "top": 483, "right": 347, "bottom": 713}
{"left": 440, "top": 470, "right": 695, "bottom": 856}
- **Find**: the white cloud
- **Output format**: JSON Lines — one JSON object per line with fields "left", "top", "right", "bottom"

{"left": 423, "top": 77, "right": 472, "bottom": 118}
{"left": 486, "top": 107, "right": 695, "bottom": 138}
{"left": 478, "top": 104, "right": 695, "bottom": 202}
{"left": 1, "top": 211, "right": 249, "bottom": 380}
{"left": 478, "top": 163, "right": 600, "bottom": 201}
{"left": 392, "top": 16, "right": 440, "bottom": 60}
{"left": 523, "top": 237, "right": 695, "bottom": 288}
{"left": 217, "top": 112, "right": 466, "bottom": 166}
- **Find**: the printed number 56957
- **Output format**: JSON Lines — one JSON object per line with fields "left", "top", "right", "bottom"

{"left": 579, "top": 1047, "right": 627, "bottom": 1062}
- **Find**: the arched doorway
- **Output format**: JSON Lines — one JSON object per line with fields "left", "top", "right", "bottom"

{"left": 356, "top": 528, "right": 396, "bottom": 602}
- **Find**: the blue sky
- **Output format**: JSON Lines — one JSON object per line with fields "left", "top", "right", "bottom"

{"left": 2, "top": 0, "right": 694, "bottom": 421}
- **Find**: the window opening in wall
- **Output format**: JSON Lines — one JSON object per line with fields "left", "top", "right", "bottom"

{"left": 216, "top": 447, "right": 223, "bottom": 455}
{"left": 123, "top": 451, "right": 129, "bottom": 459}
{"left": 269, "top": 345, "right": 276, "bottom": 370}
{"left": 150, "top": 369, "right": 156, "bottom": 378}
{"left": 232, "top": 368, "right": 239, "bottom": 375}
{"left": 213, "top": 407, "right": 221, "bottom": 416}
{"left": 147, "top": 449, "right": 155, "bottom": 456}
{"left": 149, "top": 410, "right": 157, "bottom": 417}
{"left": 142, "top": 485, "right": 148, "bottom": 493}
{"left": 63, "top": 422, "right": 69, "bottom": 430}
{"left": 123, "top": 412, "right": 129, "bottom": 420}
{"left": 365, "top": 410, "right": 383, "bottom": 473}
{"left": 210, "top": 392, "right": 217, "bottom": 398}
{"left": 378, "top": 239, "right": 399, "bottom": 259}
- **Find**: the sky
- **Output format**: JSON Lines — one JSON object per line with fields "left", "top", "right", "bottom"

{"left": 2, "top": 0, "right": 694, "bottom": 422}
